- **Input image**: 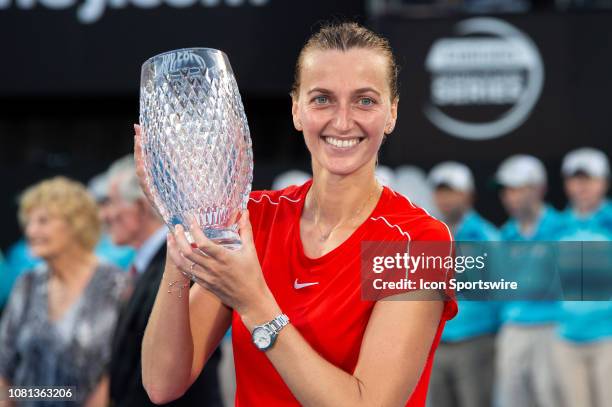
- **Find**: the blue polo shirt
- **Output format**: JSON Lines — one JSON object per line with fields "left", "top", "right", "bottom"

{"left": 1, "top": 239, "right": 42, "bottom": 309}
{"left": 500, "top": 205, "right": 564, "bottom": 324}
{"left": 442, "top": 210, "right": 501, "bottom": 342}
{"left": 0, "top": 252, "right": 10, "bottom": 310}
{"left": 562, "top": 200, "right": 612, "bottom": 231}
{"left": 95, "top": 233, "right": 136, "bottom": 271}
{"left": 556, "top": 200, "right": 612, "bottom": 343}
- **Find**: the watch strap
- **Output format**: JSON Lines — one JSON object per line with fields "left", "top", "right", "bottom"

{"left": 264, "top": 313, "right": 290, "bottom": 335}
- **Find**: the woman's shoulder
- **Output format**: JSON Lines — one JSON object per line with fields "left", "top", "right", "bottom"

{"left": 95, "top": 260, "right": 125, "bottom": 277}
{"left": 372, "top": 187, "right": 453, "bottom": 242}
{"left": 92, "top": 261, "right": 128, "bottom": 297}
{"left": 16, "top": 264, "right": 48, "bottom": 289}
{"left": 247, "top": 181, "right": 309, "bottom": 221}
{"left": 1, "top": 267, "right": 45, "bottom": 319}
{"left": 8, "top": 269, "right": 37, "bottom": 298}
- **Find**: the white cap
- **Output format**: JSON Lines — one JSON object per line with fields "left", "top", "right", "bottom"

{"left": 271, "top": 169, "right": 311, "bottom": 190}
{"left": 428, "top": 161, "right": 474, "bottom": 192}
{"left": 562, "top": 147, "right": 610, "bottom": 178}
{"left": 394, "top": 165, "right": 440, "bottom": 217}
{"left": 375, "top": 165, "right": 396, "bottom": 187}
{"left": 87, "top": 172, "right": 109, "bottom": 202}
{"left": 496, "top": 154, "right": 547, "bottom": 187}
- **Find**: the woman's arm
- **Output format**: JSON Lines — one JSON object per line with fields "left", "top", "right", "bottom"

{"left": 0, "top": 377, "right": 14, "bottom": 407}
{"left": 84, "top": 374, "right": 108, "bottom": 407}
{"left": 242, "top": 295, "right": 444, "bottom": 407}
{"left": 0, "top": 275, "right": 32, "bottom": 407}
{"left": 141, "top": 245, "right": 232, "bottom": 405}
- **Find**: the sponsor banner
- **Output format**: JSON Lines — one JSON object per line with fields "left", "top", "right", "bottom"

{"left": 372, "top": 13, "right": 612, "bottom": 169}
{"left": 424, "top": 17, "right": 544, "bottom": 140}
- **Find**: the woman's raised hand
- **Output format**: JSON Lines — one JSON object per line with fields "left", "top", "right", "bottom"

{"left": 167, "top": 210, "right": 276, "bottom": 316}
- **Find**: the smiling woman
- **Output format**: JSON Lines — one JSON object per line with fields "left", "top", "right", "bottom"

{"left": 293, "top": 47, "right": 396, "bottom": 178}
{"left": 139, "top": 21, "right": 456, "bottom": 407}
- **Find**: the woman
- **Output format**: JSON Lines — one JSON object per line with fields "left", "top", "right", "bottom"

{"left": 140, "top": 22, "right": 456, "bottom": 406}
{"left": 0, "top": 177, "right": 126, "bottom": 407}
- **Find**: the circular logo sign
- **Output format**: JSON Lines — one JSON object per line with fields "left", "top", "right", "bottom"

{"left": 424, "top": 17, "right": 544, "bottom": 140}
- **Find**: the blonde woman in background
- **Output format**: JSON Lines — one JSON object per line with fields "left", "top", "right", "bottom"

{"left": 0, "top": 176, "right": 126, "bottom": 407}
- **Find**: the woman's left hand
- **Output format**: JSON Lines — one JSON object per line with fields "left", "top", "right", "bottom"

{"left": 171, "top": 210, "right": 279, "bottom": 320}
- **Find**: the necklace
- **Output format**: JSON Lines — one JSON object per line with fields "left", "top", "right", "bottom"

{"left": 311, "top": 182, "right": 381, "bottom": 242}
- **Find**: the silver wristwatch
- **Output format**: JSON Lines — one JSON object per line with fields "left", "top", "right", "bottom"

{"left": 251, "top": 313, "right": 290, "bottom": 351}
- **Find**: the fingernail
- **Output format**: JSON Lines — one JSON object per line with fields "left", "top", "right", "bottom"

{"left": 190, "top": 242, "right": 198, "bottom": 249}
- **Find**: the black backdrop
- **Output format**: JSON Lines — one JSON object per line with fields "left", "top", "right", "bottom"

{"left": 373, "top": 11, "right": 612, "bottom": 226}
{"left": 1, "top": 2, "right": 611, "bottom": 249}
{"left": 0, "top": 0, "right": 365, "bottom": 95}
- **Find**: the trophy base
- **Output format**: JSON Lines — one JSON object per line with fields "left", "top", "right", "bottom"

{"left": 181, "top": 226, "right": 242, "bottom": 250}
{"left": 181, "top": 228, "right": 241, "bottom": 287}
{"left": 204, "top": 227, "right": 242, "bottom": 250}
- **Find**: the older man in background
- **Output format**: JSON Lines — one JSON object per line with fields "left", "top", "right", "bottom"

{"left": 87, "top": 171, "right": 135, "bottom": 271}
{"left": 105, "top": 156, "right": 222, "bottom": 407}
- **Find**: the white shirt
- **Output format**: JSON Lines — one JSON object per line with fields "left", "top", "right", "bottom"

{"left": 132, "top": 227, "right": 167, "bottom": 274}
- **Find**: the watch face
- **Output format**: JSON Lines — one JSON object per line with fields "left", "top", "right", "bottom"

{"left": 252, "top": 327, "right": 272, "bottom": 349}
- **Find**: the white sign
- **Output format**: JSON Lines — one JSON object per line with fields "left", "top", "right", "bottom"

{"left": 0, "top": 0, "right": 269, "bottom": 24}
{"left": 424, "top": 18, "right": 544, "bottom": 140}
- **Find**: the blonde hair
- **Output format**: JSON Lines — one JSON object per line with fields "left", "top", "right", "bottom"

{"left": 290, "top": 21, "right": 400, "bottom": 101}
{"left": 19, "top": 176, "right": 101, "bottom": 251}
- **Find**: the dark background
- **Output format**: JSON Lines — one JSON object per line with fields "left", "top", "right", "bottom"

{"left": 1, "top": 0, "right": 611, "bottom": 250}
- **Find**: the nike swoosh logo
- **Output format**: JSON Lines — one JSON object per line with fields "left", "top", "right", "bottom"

{"left": 294, "top": 278, "right": 319, "bottom": 290}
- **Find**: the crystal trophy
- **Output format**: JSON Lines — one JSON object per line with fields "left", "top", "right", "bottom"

{"left": 140, "top": 48, "right": 253, "bottom": 250}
